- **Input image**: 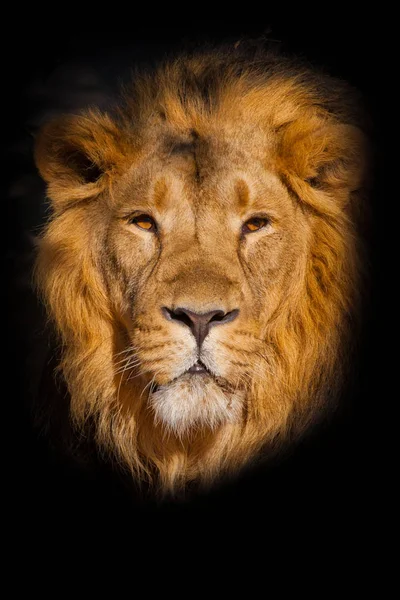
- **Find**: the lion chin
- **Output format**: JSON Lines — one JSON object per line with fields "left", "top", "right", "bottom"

{"left": 149, "top": 373, "right": 245, "bottom": 437}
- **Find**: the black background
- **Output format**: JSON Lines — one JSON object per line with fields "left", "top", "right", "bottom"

{"left": 5, "top": 17, "right": 390, "bottom": 561}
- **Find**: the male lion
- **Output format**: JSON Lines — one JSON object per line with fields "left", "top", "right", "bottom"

{"left": 34, "top": 44, "right": 369, "bottom": 494}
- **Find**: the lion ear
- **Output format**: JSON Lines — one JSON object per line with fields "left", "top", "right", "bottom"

{"left": 34, "top": 110, "right": 129, "bottom": 212}
{"left": 278, "top": 116, "right": 369, "bottom": 212}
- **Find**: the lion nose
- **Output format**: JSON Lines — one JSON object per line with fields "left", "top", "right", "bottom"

{"left": 162, "top": 307, "right": 239, "bottom": 348}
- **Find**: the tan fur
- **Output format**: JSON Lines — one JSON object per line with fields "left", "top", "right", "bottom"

{"left": 34, "top": 46, "right": 369, "bottom": 494}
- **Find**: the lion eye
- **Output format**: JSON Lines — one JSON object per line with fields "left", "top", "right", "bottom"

{"left": 242, "top": 217, "right": 269, "bottom": 234}
{"left": 129, "top": 214, "right": 157, "bottom": 232}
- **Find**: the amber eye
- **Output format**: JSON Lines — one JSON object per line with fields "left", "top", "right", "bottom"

{"left": 242, "top": 216, "right": 269, "bottom": 234}
{"left": 129, "top": 214, "right": 157, "bottom": 232}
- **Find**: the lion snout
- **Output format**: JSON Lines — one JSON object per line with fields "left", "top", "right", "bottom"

{"left": 161, "top": 306, "right": 239, "bottom": 349}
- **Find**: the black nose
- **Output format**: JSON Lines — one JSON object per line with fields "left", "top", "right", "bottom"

{"left": 162, "top": 307, "right": 239, "bottom": 348}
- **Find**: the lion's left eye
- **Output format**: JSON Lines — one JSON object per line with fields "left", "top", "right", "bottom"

{"left": 128, "top": 214, "right": 157, "bottom": 232}
{"left": 242, "top": 217, "right": 269, "bottom": 234}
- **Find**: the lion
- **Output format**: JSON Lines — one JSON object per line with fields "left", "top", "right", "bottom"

{"left": 34, "top": 44, "right": 370, "bottom": 494}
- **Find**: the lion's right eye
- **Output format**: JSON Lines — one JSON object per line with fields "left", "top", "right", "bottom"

{"left": 128, "top": 214, "right": 157, "bottom": 232}
{"left": 242, "top": 216, "right": 270, "bottom": 234}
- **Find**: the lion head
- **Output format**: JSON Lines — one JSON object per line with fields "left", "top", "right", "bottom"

{"left": 34, "top": 46, "right": 369, "bottom": 493}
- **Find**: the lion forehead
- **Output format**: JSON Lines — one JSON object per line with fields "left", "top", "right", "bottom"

{"left": 111, "top": 134, "right": 291, "bottom": 222}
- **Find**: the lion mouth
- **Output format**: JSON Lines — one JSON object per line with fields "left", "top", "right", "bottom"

{"left": 156, "top": 359, "right": 216, "bottom": 389}
{"left": 186, "top": 360, "right": 209, "bottom": 375}
{"left": 151, "top": 358, "right": 228, "bottom": 390}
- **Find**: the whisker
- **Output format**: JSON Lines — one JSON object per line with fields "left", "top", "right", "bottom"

{"left": 113, "top": 343, "right": 145, "bottom": 359}
{"left": 113, "top": 354, "right": 138, "bottom": 369}
{"left": 140, "top": 369, "right": 162, "bottom": 400}
{"left": 114, "top": 357, "right": 143, "bottom": 375}
{"left": 139, "top": 357, "right": 170, "bottom": 366}
{"left": 126, "top": 368, "right": 148, "bottom": 383}
{"left": 116, "top": 350, "right": 136, "bottom": 405}
{"left": 113, "top": 346, "right": 136, "bottom": 357}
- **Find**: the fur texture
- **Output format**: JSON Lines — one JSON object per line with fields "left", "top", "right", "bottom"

{"left": 34, "top": 45, "right": 370, "bottom": 494}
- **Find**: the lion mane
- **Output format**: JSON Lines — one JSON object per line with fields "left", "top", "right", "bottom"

{"left": 34, "top": 45, "right": 370, "bottom": 494}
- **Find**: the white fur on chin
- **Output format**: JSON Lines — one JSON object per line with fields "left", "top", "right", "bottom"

{"left": 149, "top": 373, "right": 244, "bottom": 437}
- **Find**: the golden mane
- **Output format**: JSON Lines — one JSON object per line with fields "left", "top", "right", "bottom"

{"left": 34, "top": 45, "right": 370, "bottom": 494}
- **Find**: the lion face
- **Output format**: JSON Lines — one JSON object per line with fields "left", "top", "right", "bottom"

{"left": 105, "top": 133, "right": 308, "bottom": 435}
{"left": 34, "top": 48, "right": 369, "bottom": 492}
